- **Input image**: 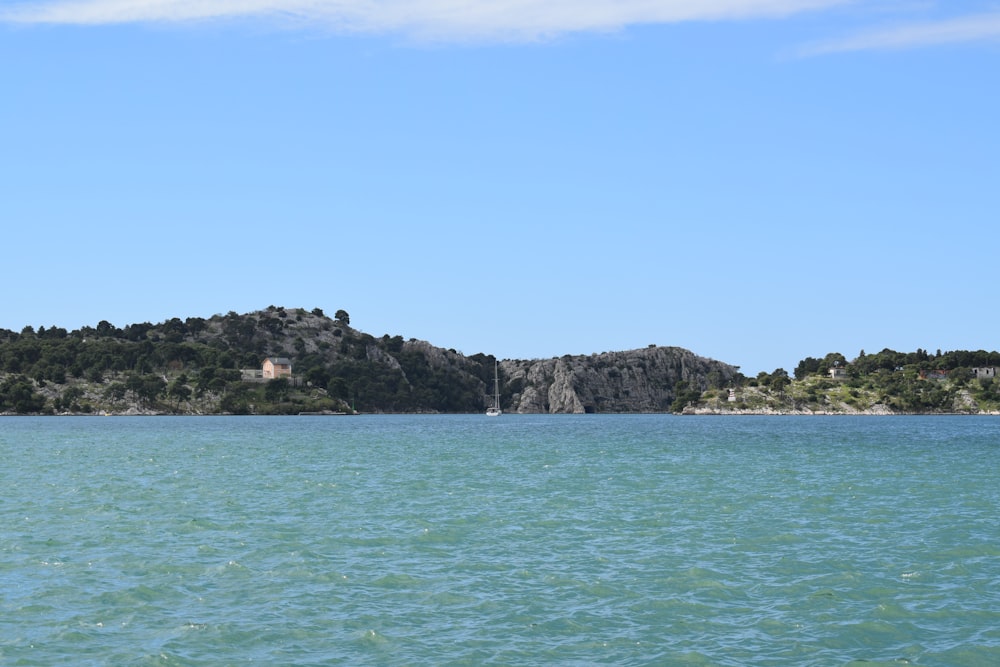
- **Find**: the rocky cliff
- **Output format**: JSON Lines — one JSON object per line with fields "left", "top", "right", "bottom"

{"left": 502, "top": 347, "right": 738, "bottom": 414}
{"left": 235, "top": 310, "right": 738, "bottom": 413}
{"left": 0, "top": 307, "right": 738, "bottom": 415}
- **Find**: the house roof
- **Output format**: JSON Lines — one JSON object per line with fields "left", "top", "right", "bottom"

{"left": 266, "top": 357, "right": 292, "bottom": 365}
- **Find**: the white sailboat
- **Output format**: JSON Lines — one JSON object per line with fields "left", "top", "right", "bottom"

{"left": 486, "top": 359, "right": 502, "bottom": 416}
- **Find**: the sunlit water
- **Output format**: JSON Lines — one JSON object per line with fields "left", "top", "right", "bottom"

{"left": 2, "top": 415, "right": 998, "bottom": 666}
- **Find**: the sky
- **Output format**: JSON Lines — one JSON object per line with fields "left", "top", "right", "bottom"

{"left": 2, "top": 1, "right": 998, "bottom": 375}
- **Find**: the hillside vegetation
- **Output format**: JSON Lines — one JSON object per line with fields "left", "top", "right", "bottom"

{"left": 0, "top": 306, "right": 734, "bottom": 415}
{"left": 683, "top": 349, "right": 1000, "bottom": 415}
{"left": 3, "top": 309, "right": 996, "bottom": 415}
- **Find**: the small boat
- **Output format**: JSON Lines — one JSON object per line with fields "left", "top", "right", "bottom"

{"left": 486, "top": 359, "right": 502, "bottom": 416}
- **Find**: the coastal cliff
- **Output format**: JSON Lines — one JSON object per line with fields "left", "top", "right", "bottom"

{"left": 3, "top": 307, "right": 997, "bottom": 415}
{"left": 0, "top": 307, "right": 736, "bottom": 415}
{"left": 503, "top": 347, "right": 737, "bottom": 414}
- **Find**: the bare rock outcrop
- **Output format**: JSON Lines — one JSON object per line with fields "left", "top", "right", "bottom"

{"left": 503, "top": 346, "right": 737, "bottom": 414}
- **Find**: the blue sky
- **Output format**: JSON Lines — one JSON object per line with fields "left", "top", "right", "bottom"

{"left": 2, "top": 1, "right": 998, "bottom": 375}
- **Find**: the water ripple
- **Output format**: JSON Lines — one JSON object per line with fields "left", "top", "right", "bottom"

{"left": 1, "top": 415, "right": 998, "bottom": 665}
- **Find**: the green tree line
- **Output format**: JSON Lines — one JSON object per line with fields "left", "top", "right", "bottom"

{"left": 0, "top": 308, "right": 498, "bottom": 415}
{"left": 684, "top": 347, "right": 1000, "bottom": 414}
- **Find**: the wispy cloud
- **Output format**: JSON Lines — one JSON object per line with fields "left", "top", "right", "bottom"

{"left": 801, "top": 11, "right": 1000, "bottom": 55}
{"left": 0, "top": 0, "right": 851, "bottom": 41}
{"left": 7, "top": 0, "right": 1000, "bottom": 52}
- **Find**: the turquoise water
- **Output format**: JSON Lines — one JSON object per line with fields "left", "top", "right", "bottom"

{"left": 1, "top": 415, "right": 998, "bottom": 666}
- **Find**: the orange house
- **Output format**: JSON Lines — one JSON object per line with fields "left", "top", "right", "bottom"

{"left": 262, "top": 357, "right": 292, "bottom": 379}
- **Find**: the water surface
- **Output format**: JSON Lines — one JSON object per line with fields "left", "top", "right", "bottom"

{"left": 2, "top": 415, "right": 998, "bottom": 665}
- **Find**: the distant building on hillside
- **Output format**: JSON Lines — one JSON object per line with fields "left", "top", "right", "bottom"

{"left": 829, "top": 366, "right": 848, "bottom": 380}
{"left": 972, "top": 367, "right": 997, "bottom": 379}
{"left": 263, "top": 357, "right": 293, "bottom": 379}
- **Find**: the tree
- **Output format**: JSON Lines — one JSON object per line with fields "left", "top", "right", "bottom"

{"left": 0, "top": 376, "right": 46, "bottom": 413}
{"left": 948, "top": 367, "right": 971, "bottom": 386}
{"left": 139, "top": 376, "right": 166, "bottom": 406}
{"left": 185, "top": 317, "right": 207, "bottom": 336}
{"left": 95, "top": 320, "right": 117, "bottom": 337}
{"left": 794, "top": 357, "right": 821, "bottom": 380}
{"left": 335, "top": 310, "right": 350, "bottom": 325}
{"left": 168, "top": 374, "right": 192, "bottom": 406}
{"left": 264, "top": 378, "right": 290, "bottom": 403}
{"left": 328, "top": 377, "right": 349, "bottom": 400}
{"left": 669, "top": 380, "right": 703, "bottom": 413}
{"left": 771, "top": 368, "right": 791, "bottom": 393}
{"left": 103, "top": 383, "right": 127, "bottom": 404}
{"left": 821, "top": 352, "right": 847, "bottom": 371}
{"left": 57, "top": 385, "right": 86, "bottom": 412}
{"left": 305, "top": 366, "right": 330, "bottom": 388}
{"left": 220, "top": 384, "right": 253, "bottom": 414}
{"left": 706, "top": 370, "right": 726, "bottom": 390}
{"left": 126, "top": 373, "right": 165, "bottom": 407}
{"left": 382, "top": 335, "right": 404, "bottom": 353}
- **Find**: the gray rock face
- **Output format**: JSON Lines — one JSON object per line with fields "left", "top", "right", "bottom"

{"left": 7, "top": 306, "right": 737, "bottom": 414}
{"left": 502, "top": 346, "right": 737, "bottom": 414}
{"left": 197, "top": 309, "right": 736, "bottom": 413}
{"left": 193, "top": 310, "right": 739, "bottom": 413}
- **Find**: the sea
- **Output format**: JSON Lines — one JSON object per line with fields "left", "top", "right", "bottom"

{"left": 1, "top": 415, "right": 998, "bottom": 666}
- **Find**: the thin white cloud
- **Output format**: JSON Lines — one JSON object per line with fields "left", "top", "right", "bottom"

{"left": 0, "top": 0, "right": 850, "bottom": 41}
{"left": 801, "top": 11, "right": 1000, "bottom": 55}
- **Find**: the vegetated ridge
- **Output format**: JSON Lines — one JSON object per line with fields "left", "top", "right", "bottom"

{"left": 0, "top": 306, "right": 737, "bottom": 415}
{"left": 3, "top": 308, "right": 997, "bottom": 415}
{"left": 681, "top": 350, "right": 1000, "bottom": 415}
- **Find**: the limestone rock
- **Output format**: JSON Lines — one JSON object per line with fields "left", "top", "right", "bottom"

{"left": 504, "top": 346, "right": 737, "bottom": 414}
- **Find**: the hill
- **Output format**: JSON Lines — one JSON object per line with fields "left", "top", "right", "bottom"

{"left": 681, "top": 349, "right": 1000, "bottom": 415}
{"left": 0, "top": 306, "right": 737, "bottom": 415}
